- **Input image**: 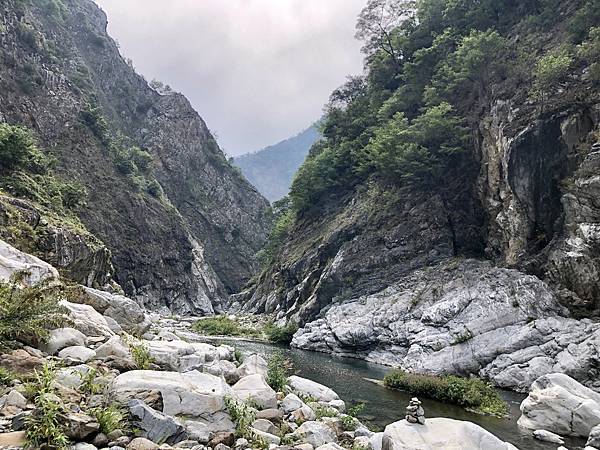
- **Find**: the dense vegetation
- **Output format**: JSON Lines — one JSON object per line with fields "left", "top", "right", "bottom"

{"left": 266, "top": 0, "right": 600, "bottom": 247}
{"left": 383, "top": 370, "right": 507, "bottom": 416}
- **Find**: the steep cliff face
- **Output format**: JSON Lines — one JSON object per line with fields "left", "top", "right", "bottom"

{"left": 236, "top": 0, "right": 600, "bottom": 385}
{"left": 0, "top": 0, "right": 270, "bottom": 312}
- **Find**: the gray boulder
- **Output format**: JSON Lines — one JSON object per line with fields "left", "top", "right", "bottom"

{"left": 81, "top": 287, "right": 150, "bottom": 334}
{"left": 293, "top": 421, "right": 337, "bottom": 447}
{"left": 60, "top": 300, "right": 114, "bottom": 338}
{"left": 111, "top": 370, "right": 233, "bottom": 431}
{"left": 533, "top": 429, "right": 564, "bottom": 444}
{"left": 236, "top": 354, "right": 268, "bottom": 379}
{"left": 281, "top": 393, "right": 305, "bottom": 414}
{"left": 58, "top": 346, "right": 97, "bottom": 363}
{"left": 287, "top": 376, "right": 340, "bottom": 402}
{"left": 43, "top": 328, "right": 87, "bottom": 355}
{"left": 587, "top": 424, "right": 600, "bottom": 448}
{"left": 0, "top": 239, "right": 58, "bottom": 285}
{"left": 382, "top": 418, "right": 518, "bottom": 450}
{"left": 232, "top": 374, "right": 277, "bottom": 409}
{"left": 128, "top": 399, "right": 188, "bottom": 445}
{"left": 518, "top": 373, "right": 600, "bottom": 437}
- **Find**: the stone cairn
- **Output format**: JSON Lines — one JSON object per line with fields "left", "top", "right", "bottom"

{"left": 406, "top": 397, "right": 426, "bottom": 424}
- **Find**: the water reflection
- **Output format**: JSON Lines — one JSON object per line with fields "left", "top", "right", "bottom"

{"left": 199, "top": 337, "right": 585, "bottom": 450}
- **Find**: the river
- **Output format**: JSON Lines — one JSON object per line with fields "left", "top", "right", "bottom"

{"left": 197, "top": 337, "right": 585, "bottom": 450}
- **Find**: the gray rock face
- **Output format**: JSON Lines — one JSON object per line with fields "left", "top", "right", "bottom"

{"left": 518, "top": 373, "right": 600, "bottom": 437}
{"left": 128, "top": 399, "right": 188, "bottom": 445}
{"left": 382, "top": 418, "right": 518, "bottom": 450}
{"left": 0, "top": 239, "right": 58, "bottom": 285}
{"left": 111, "top": 370, "right": 234, "bottom": 431}
{"left": 292, "top": 259, "right": 600, "bottom": 392}
{"left": 0, "top": 0, "right": 270, "bottom": 314}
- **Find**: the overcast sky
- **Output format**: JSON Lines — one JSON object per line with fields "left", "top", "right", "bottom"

{"left": 94, "top": 0, "right": 366, "bottom": 156}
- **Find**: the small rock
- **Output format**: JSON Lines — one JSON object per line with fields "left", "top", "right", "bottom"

{"left": 587, "top": 423, "right": 600, "bottom": 448}
{"left": 0, "top": 431, "right": 26, "bottom": 447}
{"left": 4, "top": 390, "right": 27, "bottom": 409}
{"left": 128, "top": 399, "right": 187, "bottom": 445}
{"left": 234, "top": 438, "right": 249, "bottom": 449}
{"left": 294, "top": 421, "right": 337, "bottom": 447}
{"left": 185, "top": 420, "right": 212, "bottom": 443}
{"left": 65, "top": 412, "right": 100, "bottom": 440}
{"left": 214, "top": 444, "right": 231, "bottom": 450}
{"left": 44, "top": 327, "right": 87, "bottom": 355}
{"left": 93, "top": 432, "right": 109, "bottom": 447}
{"left": 353, "top": 436, "right": 372, "bottom": 450}
{"left": 236, "top": 354, "right": 268, "bottom": 379}
{"left": 209, "top": 431, "right": 235, "bottom": 447}
{"left": 256, "top": 408, "right": 284, "bottom": 424}
{"left": 249, "top": 428, "right": 280, "bottom": 445}
{"left": 533, "top": 429, "right": 564, "bottom": 444}
{"left": 0, "top": 349, "right": 43, "bottom": 374}
{"left": 173, "top": 440, "right": 200, "bottom": 449}
{"left": 281, "top": 393, "right": 304, "bottom": 414}
{"left": 295, "top": 444, "right": 314, "bottom": 450}
{"left": 71, "top": 444, "right": 98, "bottom": 450}
{"left": 232, "top": 374, "right": 277, "bottom": 409}
{"left": 107, "top": 429, "right": 125, "bottom": 441}
{"left": 127, "top": 437, "right": 160, "bottom": 450}
{"left": 252, "top": 418, "right": 278, "bottom": 435}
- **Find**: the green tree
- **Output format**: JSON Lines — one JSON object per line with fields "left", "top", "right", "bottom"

{"left": 0, "top": 124, "right": 47, "bottom": 173}
{"left": 532, "top": 50, "right": 573, "bottom": 106}
{"left": 578, "top": 27, "right": 600, "bottom": 82}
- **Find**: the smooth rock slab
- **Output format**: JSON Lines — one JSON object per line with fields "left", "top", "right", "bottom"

{"left": 382, "top": 418, "right": 518, "bottom": 450}
{"left": 533, "top": 429, "right": 564, "bottom": 444}
{"left": 236, "top": 354, "right": 268, "bottom": 379}
{"left": 287, "top": 376, "right": 340, "bottom": 402}
{"left": 60, "top": 300, "right": 115, "bottom": 338}
{"left": 518, "top": 373, "right": 600, "bottom": 437}
{"left": 111, "top": 370, "right": 233, "bottom": 430}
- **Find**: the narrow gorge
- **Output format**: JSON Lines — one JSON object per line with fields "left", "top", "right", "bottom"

{"left": 0, "top": 0, "right": 599, "bottom": 450}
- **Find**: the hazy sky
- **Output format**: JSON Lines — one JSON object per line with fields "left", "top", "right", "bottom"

{"left": 94, "top": 0, "right": 367, "bottom": 156}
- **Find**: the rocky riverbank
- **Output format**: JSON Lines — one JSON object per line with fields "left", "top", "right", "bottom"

{"left": 2, "top": 238, "right": 600, "bottom": 450}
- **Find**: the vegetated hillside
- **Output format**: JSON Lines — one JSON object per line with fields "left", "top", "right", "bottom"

{"left": 234, "top": 125, "right": 320, "bottom": 202}
{"left": 234, "top": 0, "right": 600, "bottom": 379}
{"left": 0, "top": 0, "right": 271, "bottom": 313}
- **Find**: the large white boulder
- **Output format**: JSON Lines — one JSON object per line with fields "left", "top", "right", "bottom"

{"left": 43, "top": 328, "right": 87, "bottom": 355}
{"left": 60, "top": 300, "right": 114, "bottom": 338}
{"left": 95, "top": 335, "right": 131, "bottom": 359}
{"left": 58, "top": 346, "right": 96, "bottom": 363}
{"left": 518, "top": 373, "right": 600, "bottom": 437}
{"left": 111, "top": 370, "right": 233, "bottom": 431}
{"left": 293, "top": 421, "right": 337, "bottom": 447}
{"left": 0, "top": 239, "right": 58, "bottom": 286}
{"left": 81, "top": 287, "right": 150, "bottom": 334}
{"left": 236, "top": 354, "right": 268, "bottom": 379}
{"left": 232, "top": 374, "right": 277, "bottom": 409}
{"left": 288, "top": 376, "right": 340, "bottom": 402}
{"left": 382, "top": 418, "right": 518, "bottom": 450}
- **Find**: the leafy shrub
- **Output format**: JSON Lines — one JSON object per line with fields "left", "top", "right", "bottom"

{"left": 25, "top": 362, "right": 69, "bottom": 450}
{"left": 0, "top": 367, "right": 15, "bottom": 386}
{"left": 80, "top": 103, "right": 110, "bottom": 144}
{"left": 264, "top": 321, "right": 298, "bottom": 344}
{"left": 383, "top": 370, "right": 507, "bottom": 416}
{"left": 129, "top": 341, "right": 153, "bottom": 369}
{"left": 579, "top": 27, "right": 600, "bottom": 82}
{"left": 92, "top": 405, "right": 127, "bottom": 435}
{"left": 259, "top": 197, "right": 296, "bottom": 264}
{"left": 266, "top": 351, "right": 292, "bottom": 392}
{"left": 192, "top": 316, "right": 260, "bottom": 338}
{"left": 79, "top": 368, "right": 103, "bottom": 395}
{"left": 532, "top": 51, "right": 573, "bottom": 99}
{"left": 0, "top": 123, "right": 48, "bottom": 173}
{"left": 0, "top": 274, "right": 66, "bottom": 347}
{"left": 314, "top": 405, "right": 339, "bottom": 419}
{"left": 225, "top": 396, "right": 256, "bottom": 439}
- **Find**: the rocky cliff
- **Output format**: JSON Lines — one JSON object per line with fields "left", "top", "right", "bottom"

{"left": 0, "top": 0, "right": 270, "bottom": 313}
{"left": 234, "top": 0, "right": 600, "bottom": 389}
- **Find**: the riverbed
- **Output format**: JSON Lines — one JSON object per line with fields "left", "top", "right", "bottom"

{"left": 197, "top": 337, "right": 585, "bottom": 450}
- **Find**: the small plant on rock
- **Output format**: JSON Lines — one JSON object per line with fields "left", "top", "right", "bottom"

{"left": 92, "top": 404, "right": 127, "bottom": 435}
{"left": 225, "top": 395, "right": 256, "bottom": 439}
{"left": 25, "top": 362, "right": 70, "bottom": 450}
{"left": 266, "top": 351, "right": 292, "bottom": 392}
{"left": 128, "top": 340, "right": 153, "bottom": 369}
{"left": 79, "top": 368, "right": 103, "bottom": 395}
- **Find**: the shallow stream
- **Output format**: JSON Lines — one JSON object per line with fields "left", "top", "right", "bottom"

{"left": 196, "top": 337, "right": 586, "bottom": 450}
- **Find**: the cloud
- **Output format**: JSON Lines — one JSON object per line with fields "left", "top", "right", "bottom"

{"left": 94, "top": 0, "right": 367, "bottom": 155}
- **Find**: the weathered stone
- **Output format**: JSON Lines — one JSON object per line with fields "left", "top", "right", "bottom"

{"left": 58, "top": 346, "right": 97, "bottom": 363}
{"left": 382, "top": 418, "right": 518, "bottom": 450}
{"left": 128, "top": 399, "right": 188, "bottom": 445}
{"left": 43, "top": 328, "right": 87, "bottom": 355}
{"left": 280, "top": 393, "right": 304, "bottom": 414}
{"left": 236, "top": 354, "right": 268, "bottom": 379}
{"left": 127, "top": 437, "right": 159, "bottom": 450}
{"left": 4, "top": 390, "right": 27, "bottom": 409}
{"left": 209, "top": 431, "right": 235, "bottom": 447}
{"left": 518, "top": 373, "right": 600, "bottom": 437}
{"left": 0, "top": 239, "right": 58, "bottom": 285}
{"left": 232, "top": 374, "right": 277, "bottom": 409}
{"left": 111, "top": 370, "right": 233, "bottom": 431}
{"left": 250, "top": 428, "right": 280, "bottom": 445}
{"left": 64, "top": 412, "right": 100, "bottom": 440}
{"left": 81, "top": 287, "right": 150, "bottom": 334}
{"left": 287, "top": 376, "right": 340, "bottom": 403}
{"left": 587, "top": 424, "right": 600, "bottom": 448}
{"left": 185, "top": 420, "right": 212, "bottom": 444}
{"left": 0, "top": 349, "right": 44, "bottom": 374}
{"left": 256, "top": 408, "right": 284, "bottom": 424}
{"left": 293, "top": 421, "right": 337, "bottom": 447}
{"left": 252, "top": 419, "right": 278, "bottom": 435}
{"left": 533, "top": 429, "right": 564, "bottom": 444}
